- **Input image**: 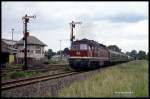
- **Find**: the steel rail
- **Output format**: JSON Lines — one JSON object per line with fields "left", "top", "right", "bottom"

{"left": 2, "top": 71, "right": 79, "bottom": 90}
{"left": 1, "top": 66, "right": 66, "bottom": 74}
{"left": 2, "top": 64, "right": 67, "bottom": 70}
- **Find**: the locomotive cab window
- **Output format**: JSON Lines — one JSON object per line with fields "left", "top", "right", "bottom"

{"left": 80, "top": 44, "right": 88, "bottom": 50}
{"left": 71, "top": 44, "right": 79, "bottom": 50}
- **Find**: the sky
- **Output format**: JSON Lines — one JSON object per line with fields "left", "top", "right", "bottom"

{"left": 2, "top": 1, "right": 149, "bottom": 53}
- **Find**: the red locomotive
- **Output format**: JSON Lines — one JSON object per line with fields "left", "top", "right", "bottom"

{"left": 68, "top": 38, "right": 131, "bottom": 70}
{"left": 69, "top": 38, "right": 109, "bottom": 70}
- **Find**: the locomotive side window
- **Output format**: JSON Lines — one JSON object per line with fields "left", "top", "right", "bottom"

{"left": 80, "top": 44, "right": 87, "bottom": 50}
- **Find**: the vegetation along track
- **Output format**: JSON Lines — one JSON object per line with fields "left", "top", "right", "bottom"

{"left": 2, "top": 71, "right": 79, "bottom": 91}
{"left": 1, "top": 64, "right": 67, "bottom": 75}
{"left": 2, "top": 64, "right": 68, "bottom": 70}
{"left": 2, "top": 63, "right": 119, "bottom": 91}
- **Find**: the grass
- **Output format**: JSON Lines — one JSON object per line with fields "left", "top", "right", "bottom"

{"left": 2, "top": 60, "right": 69, "bottom": 81}
{"left": 58, "top": 60, "right": 148, "bottom": 97}
{"left": 2, "top": 70, "right": 41, "bottom": 80}
{"left": 3, "top": 64, "right": 24, "bottom": 69}
{"left": 2, "top": 63, "right": 42, "bottom": 80}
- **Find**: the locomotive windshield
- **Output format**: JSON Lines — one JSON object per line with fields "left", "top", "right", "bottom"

{"left": 71, "top": 44, "right": 79, "bottom": 50}
{"left": 71, "top": 43, "right": 89, "bottom": 50}
{"left": 80, "top": 44, "right": 88, "bottom": 50}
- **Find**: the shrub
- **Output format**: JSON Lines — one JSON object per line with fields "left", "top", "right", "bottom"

{"left": 10, "top": 71, "right": 26, "bottom": 79}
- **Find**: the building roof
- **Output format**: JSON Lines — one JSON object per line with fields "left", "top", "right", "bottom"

{"left": 16, "top": 35, "right": 47, "bottom": 46}
{"left": 2, "top": 40, "right": 18, "bottom": 53}
{"left": 2, "top": 39, "right": 18, "bottom": 45}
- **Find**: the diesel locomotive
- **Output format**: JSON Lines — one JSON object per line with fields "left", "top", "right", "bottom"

{"left": 68, "top": 38, "right": 133, "bottom": 70}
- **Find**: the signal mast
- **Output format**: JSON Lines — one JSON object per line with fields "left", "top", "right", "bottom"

{"left": 69, "top": 21, "right": 82, "bottom": 44}
{"left": 22, "top": 14, "right": 36, "bottom": 70}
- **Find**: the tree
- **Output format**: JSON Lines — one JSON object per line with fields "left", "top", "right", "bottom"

{"left": 47, "top": 49, "right": 56, "bottom": 59}
{"left": 63, "top": 47, "right": 69, "bottom": 56}
{"left": 126, "top": 51, "right": 130, "bottom": 56}
{"left": 107, "top": 45, "right": 121, "bottom": 52}
{"left": 137, "top": 50, "right": 147, "bottom": 60}
{"left": 130, "top": 50, "right": 138, "bottom": 60}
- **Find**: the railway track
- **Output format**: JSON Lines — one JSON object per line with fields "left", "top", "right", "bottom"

{"left": 1, "top": 64, "right": 68, "bottom": 75}
{"left": 2, "top": 64, "right": 68, "bottom": 70}
{"left": 2, "top": 71, "right": 79, "bottom": 91}
{"left": 2, "top": 66, "right": 66, "bottom": 71}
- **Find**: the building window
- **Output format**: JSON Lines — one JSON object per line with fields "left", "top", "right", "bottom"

{"left": 35, "top": 50, "right": 41, "bottom": 54}
{"left": 35, "top": 45, "right": 40, "bottom": 49}
{"left": 30, "top": 50, "right": 33, "bottom": 53}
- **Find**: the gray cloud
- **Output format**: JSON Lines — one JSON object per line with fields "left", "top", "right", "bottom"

{"left": 89, "top": 12, "right": 148, "bottom": 23}
{"left": 108, "top": 12, "right": 148, "bottom": 23}
{"left": 2, "top": 2, "right": 148, "bottom": 52}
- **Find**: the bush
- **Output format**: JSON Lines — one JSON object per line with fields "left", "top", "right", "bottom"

{"left": 10, "top": 71, "right": 26, "bottom": 79}
{"left": 10, "top": 71, "right": 38, "bottom": 79}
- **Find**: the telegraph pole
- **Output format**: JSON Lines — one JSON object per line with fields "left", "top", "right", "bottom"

{"left": 22, "top": 14, "right": 36, "bottom": 70}
{"left": 60, "top": 40, "right": 62, "bottom": 60}
{"left": 11, "top": 28, "right": 14, "bottom": 54}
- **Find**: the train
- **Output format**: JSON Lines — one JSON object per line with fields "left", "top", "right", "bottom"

{"left": 68, "top": 38, "right": 134, "bottom": 70}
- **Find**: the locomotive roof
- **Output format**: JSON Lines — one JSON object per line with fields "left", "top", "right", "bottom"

{"left": 73, "top": 38, "right": 107, "bottom": 48}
